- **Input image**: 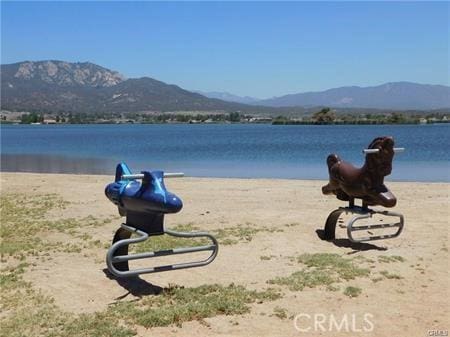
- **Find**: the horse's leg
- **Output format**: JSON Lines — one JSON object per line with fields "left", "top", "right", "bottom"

{"left": 378, "top": 192, "right": 397, "bottom": 208}
{"left": 367, "top": 188, "right": 397, "bottom": 208}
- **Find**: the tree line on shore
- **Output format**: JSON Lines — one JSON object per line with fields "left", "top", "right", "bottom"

{"left": 1, "top": 111, "right": 243, "bottom": 124}
{"left": 1, "top": 108, "right": 448, "bottom": 125}
{"left": 272, "top": 108, "right": 449, "bottom": 125}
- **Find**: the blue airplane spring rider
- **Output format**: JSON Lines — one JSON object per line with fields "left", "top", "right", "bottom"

{"left": 105, "top": 163, "right": 219, "bottom": 277}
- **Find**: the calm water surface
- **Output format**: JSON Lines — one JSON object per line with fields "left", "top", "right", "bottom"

{"left": 1, "top": 124, "right": 449, "bottom": 181}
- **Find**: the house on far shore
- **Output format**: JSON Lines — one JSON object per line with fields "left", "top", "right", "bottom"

{"left": 419, "top": 118, "right": 427, "bottom": 124}
{"left": 247, "top": 117, "right": 273, "bottom": 123}
{"left": 43, "top": 119, "right": 57, "bottom": 124}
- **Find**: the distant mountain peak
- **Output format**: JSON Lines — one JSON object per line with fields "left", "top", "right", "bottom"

{"left": 1, "top": 60, "right": 247, "bottom": 113}
{"left": 9, "top": 60, "right": 124, "bottom": 87}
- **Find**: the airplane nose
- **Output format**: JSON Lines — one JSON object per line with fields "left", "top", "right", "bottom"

{"left": 166, "top": 193, "right": 183, "bottom": 213}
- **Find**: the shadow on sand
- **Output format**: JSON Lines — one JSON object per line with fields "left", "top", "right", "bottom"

{"left": 103, "top": 269, "right": 163, "bottom": 300}
{"left": 315, "top": 229, "right": 387, "bottom": 252}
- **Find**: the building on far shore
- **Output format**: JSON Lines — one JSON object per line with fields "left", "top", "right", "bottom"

{"left": 43, "top": 119, "right": 57, "bottom": 124}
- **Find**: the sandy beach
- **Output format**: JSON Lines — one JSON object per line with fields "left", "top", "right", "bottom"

{"left": 1, "top": 172, "right": 449, "bottom": 337}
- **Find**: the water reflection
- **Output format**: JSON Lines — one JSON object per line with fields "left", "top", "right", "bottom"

{"left": 1, "top": 124, "right": 449, "bottom": 181}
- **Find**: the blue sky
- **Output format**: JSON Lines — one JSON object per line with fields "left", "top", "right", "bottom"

{"left": 1, "top": 1, "right": 448, "bottom": 98}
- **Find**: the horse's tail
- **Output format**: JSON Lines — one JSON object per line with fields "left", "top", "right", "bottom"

{"left": 326, "top": 154, "right": 340, "bottom": 172}
{"left": 322, "top": 154, "right": 341, "bottom": 195}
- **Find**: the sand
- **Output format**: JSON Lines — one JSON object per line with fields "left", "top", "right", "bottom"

{"left": 1, "top": 172, "right": 449, "bottom": 336}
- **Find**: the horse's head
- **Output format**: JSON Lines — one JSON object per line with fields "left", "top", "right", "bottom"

{"left": 365, "top": 136, "right": 395, "bottom": 177}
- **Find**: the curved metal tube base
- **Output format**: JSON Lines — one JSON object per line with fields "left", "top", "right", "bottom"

{"left": 323, "top": 207, "right": 404, "bottom": 243}
{"left": 106, "top": 224, "right": 219, "bottom": 278}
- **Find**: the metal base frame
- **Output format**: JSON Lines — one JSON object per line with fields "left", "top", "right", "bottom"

{"left": 106, "top": 223, "right": 219, "bottom": 278}
{"left": 324, "top": 205, "right": 404, "bottom": 243}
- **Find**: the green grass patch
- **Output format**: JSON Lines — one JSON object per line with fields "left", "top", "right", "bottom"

{"left": 380, "top": 270, "right": 403, "bottom": 279}
{"left": 269, "top": 269, "right": 334, "bottom": 291}
{"left": 272, "top": 306, "right": 288, "bottom": 319}
{"left": 343, "top": 286, "right": 362, "bottom": 298}
{"left": 57, "top": 313, "right": 135, "bottom": 337}
{"left": 0, "top": 263, "right": 33, "bottom": 311}
{"left": 131, "top": 223, "right": 209, "bottom": 253}
{"left": 0, "top": 263, "right": 134, "bottom": 337}
{"left": 0, "top": 193, "right": 113, "bottom": 257}
{"left": 354, "top": 255, "right": 375, "bottom": 264}
{"left": 326, "top": 284, "right": 340, "bottom": 291}
{"left": 1, "top": 261, "right": 280, "bottom": 335}
{"left": 377, "top": 255, "right": 405, "bottom": 263}
{"left": 213, "top": 223, "right": 284, "bottom": 245}
{"left": 112, "top": 284, "right": 279, "bottom": 329}
{"left": 1, "top": 193, "right": 66, "bottom": 255}
{"left": 297, "top": 253, "right": 370, "bottom": 281}
{"left": 1, "top": 194, "right": 283, "bottom": 334}
{"left": 111, "top": 284, "right": 281, "bottom": 328}
{"left": 131, "top": 222, "right": 284, "bottom": 252}
{"left": 1, "top": 301, "right": 135, "bottom": 337}
{"left": 268, "top": 253, "right": 370, "bottom": 295}
{"left": 260, "top": 255, "right": 276, "bottom": 261}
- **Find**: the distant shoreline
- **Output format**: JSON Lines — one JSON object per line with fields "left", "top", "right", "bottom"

{"left": 1, "top": 120, "right": 449, "bottom": 126}
{"left": 1, "top": 107, "right": 449, "bottom": 125}
{"left": 1, "top": 170, "right": 449, "bottom": 184}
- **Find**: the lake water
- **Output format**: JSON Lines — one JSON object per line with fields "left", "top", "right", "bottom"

{"left": 1, "top": 124, "right": 449, "bottom": 181}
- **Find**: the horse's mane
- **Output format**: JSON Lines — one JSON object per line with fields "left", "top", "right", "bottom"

{"left": 368, "top": 137, "right": 385, "bottom": 150}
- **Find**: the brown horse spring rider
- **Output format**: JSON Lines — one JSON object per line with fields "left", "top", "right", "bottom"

{"left": 322, "top": 136, "right": 397, "bottom": 208}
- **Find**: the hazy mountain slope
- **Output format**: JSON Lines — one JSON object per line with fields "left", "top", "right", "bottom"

{"left": 259, "top": 82, "right": 450, "bottom": 110}
{"left": 193, "top": 90, "right": 260, "bottom": 104}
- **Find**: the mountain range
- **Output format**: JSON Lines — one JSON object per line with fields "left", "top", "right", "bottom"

{"left": 198, "top": 83, "right": 450, "bottom": 110}
{"left": 1, "top": 60, "right": 449, "bottom": 114}
{"left": 257, "top": 82, "right": 450, "bottom": 110}
{"left": 1, "top": 60, "right": 247, "bottom": 113}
